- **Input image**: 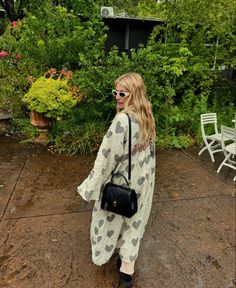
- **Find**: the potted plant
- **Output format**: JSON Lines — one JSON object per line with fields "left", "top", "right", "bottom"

{"left": 22, "top": 68, "right": 79, "bottom": 143}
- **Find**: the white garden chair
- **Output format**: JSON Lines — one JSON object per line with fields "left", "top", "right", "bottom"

{"left": 217, "top": 125, "right": 236, "bottom": 181}
{"left": 198, "top": 113, "right": 223, "bottom": 162}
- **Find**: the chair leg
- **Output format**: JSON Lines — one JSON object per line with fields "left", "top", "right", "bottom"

{"left": 198, "top": 146, "right": 208, "bottom": 157}
{"left": 198, "top": 139, "right": 216, "bottom": 162}
{"left": 209, "top": 149, "right": 215, "bottom": 163}
{"left": 217, "top": 153, "right": 231, "bottom": 174}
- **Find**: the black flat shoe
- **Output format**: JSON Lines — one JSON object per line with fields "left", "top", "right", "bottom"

{"left": 115, "top": 255, "right": 121, "bottom": 271}
{"left": 115, "top": 256, "right": 133, "bottom": 288}
{"left": 120, "top": 271, "right": 133, "bottom": 288}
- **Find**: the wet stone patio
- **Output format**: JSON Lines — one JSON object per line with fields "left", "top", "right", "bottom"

{"left": 0, "top": 135, "right": 235, "bottom": 288}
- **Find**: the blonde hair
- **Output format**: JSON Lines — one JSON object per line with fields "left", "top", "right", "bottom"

{"left": 115, "top": 72, "right": 156, "bottom": 143}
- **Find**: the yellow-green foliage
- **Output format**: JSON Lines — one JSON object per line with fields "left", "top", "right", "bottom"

{"left": 22, "top": 76, "right": 77, "bottom": 119}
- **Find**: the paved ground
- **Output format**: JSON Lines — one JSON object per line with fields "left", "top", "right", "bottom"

{"left": 0, "top": 135, "right": 235, "bottom": 288}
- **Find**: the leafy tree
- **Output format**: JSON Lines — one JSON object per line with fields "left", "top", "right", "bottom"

{"left": 0, "top": 0, "right": 235, "bottom": 152}
{"left": 0, "top": 3, "right": 106, "bottom": 70}
{"left": 137, "top": 0, "right": 162, "bottom": 18}
{"left": 61, "top": 0, "right": 100, "bottom": 17}
{"left": 0, "top": 0, "right": 49, "bottom": 21}
{"left": 0, "top": 0, "right": 26, "bottom": 21}
{"left": 150, "top": 0, "right": 236, "bottom": 141}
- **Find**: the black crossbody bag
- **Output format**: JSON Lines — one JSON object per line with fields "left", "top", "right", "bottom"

{"left": 101, "top": 113, "right": 138, "bottom": 218}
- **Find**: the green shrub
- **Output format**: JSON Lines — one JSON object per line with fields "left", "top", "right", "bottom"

{"left": 0, "top": 0, "right": 235, "bottom": 153}
{"left": 22, "top": 69, "right": 78, "bottom": 119}
{"left": 156, "top": 134, "right": 195, "bottom": 149}
{"left": 16, "top": 4, "right": 106, "bottom": 70}
{"left": 8, "top": 117, "right": 37, "bottom": 141}
{"left": 48, "top": 119, "right": 108, "bottom": 155}
{"left": 0, "top": 53, "right": 36, "bottom": 118}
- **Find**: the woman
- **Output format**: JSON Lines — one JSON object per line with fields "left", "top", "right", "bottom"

{"left": 77, "top": 72, "right": 156, "bottom": 288}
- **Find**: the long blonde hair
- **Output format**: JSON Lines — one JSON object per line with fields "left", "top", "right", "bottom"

{"left": 115, "top": 72, "right": 156, "bottom": 143}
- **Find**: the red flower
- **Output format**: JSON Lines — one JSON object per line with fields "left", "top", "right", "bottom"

{"left": 0, "top": 51, "right": 9, "bottom": 57}
{"left": 15, "top": 53, "right": 22, "bottom": 59}
{"left": 12, "top": 21, "right": 18, "bottom": 28}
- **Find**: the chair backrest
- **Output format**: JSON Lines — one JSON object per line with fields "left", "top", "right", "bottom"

{"left": 200, "top": 113, "right": 219, "bottom": 136}
{"left": 221, "top": 125, "right": 236, "bottom": 149}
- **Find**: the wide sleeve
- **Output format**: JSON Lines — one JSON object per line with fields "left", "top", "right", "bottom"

{"left": 77, "top": 113, "right": 128, "bottom": 201}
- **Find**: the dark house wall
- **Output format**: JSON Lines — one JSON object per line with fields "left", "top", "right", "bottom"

{"left": 103, "top": 17, "right": 163, "bottom": 53}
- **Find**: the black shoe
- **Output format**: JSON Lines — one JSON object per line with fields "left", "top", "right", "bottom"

{"left": 120, "top": 271, "right": 133, "bottom": 288}
{"left": 115, "top": 255, "right": 121, "bottom": 271}
{"left": 115, "top": 256, "right": 133, "bottom": 288}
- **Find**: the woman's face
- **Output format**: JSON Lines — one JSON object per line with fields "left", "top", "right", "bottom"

{"left": 114, "top": 82, "right": 130, "bottom": 110}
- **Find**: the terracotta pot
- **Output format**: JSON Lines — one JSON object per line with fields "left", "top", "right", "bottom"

{"left": 31, "top": 111, "right": 51, "bottom": 129}
{"left": 30, "top": 111, "right": 51, "bottom": 144}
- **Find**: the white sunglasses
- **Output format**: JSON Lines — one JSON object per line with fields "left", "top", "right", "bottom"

{"left": 112, "top": 89, "right": 129, "bottom": 98}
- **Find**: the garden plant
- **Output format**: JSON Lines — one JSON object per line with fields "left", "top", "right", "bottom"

{"left": 0, "top": 0, "right": 235, "bottom": 154}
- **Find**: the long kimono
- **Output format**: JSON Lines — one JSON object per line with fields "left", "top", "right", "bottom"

{"left": 77, "top": 111, "right": 156, "bottom": 265}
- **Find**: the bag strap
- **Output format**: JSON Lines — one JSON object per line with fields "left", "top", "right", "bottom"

{"left": 111, "top": 113, "right": 132, "bottom": 185}
{"left": 125, "top": 113, "right": 132, "bottom": 183}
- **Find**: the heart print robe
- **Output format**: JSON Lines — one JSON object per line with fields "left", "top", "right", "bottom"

{"left": 77, "top": 111, "right": 156, "bottom": 265}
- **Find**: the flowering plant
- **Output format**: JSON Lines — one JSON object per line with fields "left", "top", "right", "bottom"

{"left": 0, "top": 51, "right": 9, "bottom": 57}
{"left": 12, "top": 21, "right": 18, "bottom": 28}
{"left": 0, "top": 21, "right": 22, "bottom": 61}
{"left": 22, "top": 68, "right": 80, "bottom": 119}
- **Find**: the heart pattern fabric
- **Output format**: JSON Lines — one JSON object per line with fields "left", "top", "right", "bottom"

{"left": 77, "top": 113, "right": 155, "bottom": 266}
